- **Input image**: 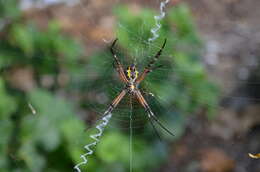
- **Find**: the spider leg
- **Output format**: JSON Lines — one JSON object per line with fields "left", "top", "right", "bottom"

{"left": 85, "top": 89, "right": 126, "bottom": 131}
{"left": 148, "top": 115, "right": 162, "bottom": 141}
{"left": 110, "top": 39, "right": 128, "bottom": 83}
{"left": 147, "top": 39, "right": 167, "bottom": 70}
{"left": 135, "top": 89, "right": 174, "bottom": 137}
{"left": 104, "top": 89, "right": 127, "bottom": 116}
{"left": 140, "top": 91, "right": 162, "bottom": 140}
{"left": 136, "top": 39, "right": 167, "bottom": 84}
{"left": 147, "top": 108, "right": 175, "bottom": 137}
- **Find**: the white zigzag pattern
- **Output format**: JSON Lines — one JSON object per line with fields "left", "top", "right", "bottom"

{"left": 74, "top": 112, "right": 112, "bottom": 172}
{"left": 148, "top": 0, "right": 170, "bottom": 42}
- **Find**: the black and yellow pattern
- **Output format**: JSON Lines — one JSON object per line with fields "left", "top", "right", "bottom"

{"left": 107, "top": 38, "right": 174, "bottom": 137}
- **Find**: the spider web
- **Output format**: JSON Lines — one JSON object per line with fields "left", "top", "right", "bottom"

{"left": 8, "top": 0, "right": 260, "bottom": 172}
{"left": 66, "top": 1, "right": 260, "bottom": 171}
{"left": 63, "top": 1, "right": 176, "bottom": 171}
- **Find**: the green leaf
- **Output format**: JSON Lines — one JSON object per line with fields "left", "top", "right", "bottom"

{"left": 97, "top": 132, "right": 129, "bottom": 164}
{"left": 9, "top": 24, "right": 35, "bottom": 56}
{"left": 0, "top": 78, "right": 17, "bottom": 119}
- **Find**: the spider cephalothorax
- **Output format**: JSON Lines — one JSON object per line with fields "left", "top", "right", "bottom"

{"left": 104, "top": 38, "right": 174, "bottom": 137}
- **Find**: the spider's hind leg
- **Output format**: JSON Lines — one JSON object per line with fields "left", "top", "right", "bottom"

{"left": 146, "top": 108, "right": 175, "bottom": 137}
{"left": 135, "top": 90, "right": 174, "bottom": 137}
{"left": 148, "top": 116, "right": 162, "bottom": 141}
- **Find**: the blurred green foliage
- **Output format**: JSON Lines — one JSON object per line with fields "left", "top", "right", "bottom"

{"left": 114, "top": 4, "right": 219, "bottom": 118}
{"left": 0, "top": 1, "right": 219, "bottom": 172}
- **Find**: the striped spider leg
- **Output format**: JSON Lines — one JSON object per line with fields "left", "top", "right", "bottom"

{"left": 103, "top": 89, "right": 127, "bottom": 116}
{"left": 101, "top": 38, "right": 174, "bottom": 137}
{"left": 110, "top": 38, "right": 129, "bottom": 83}
{"left": 136, "top": 38, "right": 167, "bottom": 84}
{"left": 135, "top": 89, "right": 174, "bottom": 136}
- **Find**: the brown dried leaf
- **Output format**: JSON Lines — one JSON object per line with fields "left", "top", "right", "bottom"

{"left": 200, "top": 148, "right": 235, "bottom": 172}
{"left": 6, "top": 67, "right": 35, "bottom": 91}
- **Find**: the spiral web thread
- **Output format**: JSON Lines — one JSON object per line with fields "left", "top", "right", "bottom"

{"left": 74, "top": 111, "right": 112, "bottom": 172}
{"left": 148, "top": 0, "right": 170, "bottom": 42}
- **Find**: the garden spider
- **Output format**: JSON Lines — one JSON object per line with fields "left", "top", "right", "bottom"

{"left": 103, "top": 38, "right": 174, "bottom": 137}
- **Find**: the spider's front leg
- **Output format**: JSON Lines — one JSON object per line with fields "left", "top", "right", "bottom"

{"left": 110, "top": 39, "right": 128, "bottom": 83}
{"left": 135, "top": 89, "right": 174, "bottom": 136}
{"left": 136, "top": 39, "right": 167, "bottom": 84}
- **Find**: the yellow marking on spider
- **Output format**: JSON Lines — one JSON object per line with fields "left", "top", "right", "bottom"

{"left": 135, "top": 70, "right": 139, "bottom": 78}
{"left": 127, "top": 67, "right": 131, "bottom": 79}
{"left": 248, "top": 153, "right": 260, "bottom": 159}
